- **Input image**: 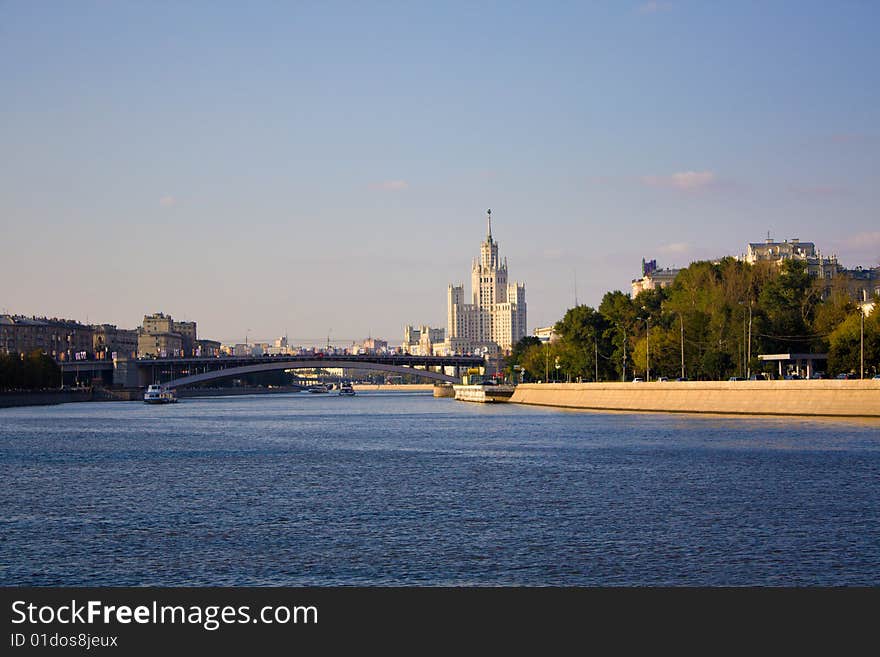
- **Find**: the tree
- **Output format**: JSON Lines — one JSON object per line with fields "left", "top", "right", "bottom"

{"left": 520, "top": 342, "right": 560, "bottom": 382}
{"left": 554, "top": 305, "right": 612, "bottom": 380}
{"left": 827, "top": 310, "right": 880, "bottom": 376}
{"left": 599, "top": 291, "right": 637, "bottom": 380}
{"left": 758, "top": 259, "right": 821, "bottom": 354}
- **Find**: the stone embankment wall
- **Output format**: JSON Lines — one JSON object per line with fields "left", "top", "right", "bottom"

{"left": 510, "top": 381, "right": 880, "bottom": 418}
{"left": 0, "top": 390, "right": 93, "bottom": 408}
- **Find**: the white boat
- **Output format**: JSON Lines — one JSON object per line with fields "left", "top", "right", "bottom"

{"left": 306, "top": 384, "right": 329, "bottom": 394}
{"left": 144, "top": 384, "right": 178, "bottom": 404}
{"left": 338, "top": 382, "right": 355, "bottom": 396}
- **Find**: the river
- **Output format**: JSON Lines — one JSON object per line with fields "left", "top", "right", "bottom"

{"left": 1, "top": 391, "right": 878, "bottom": 585}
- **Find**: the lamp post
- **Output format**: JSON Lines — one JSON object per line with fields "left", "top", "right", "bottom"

{"left": 747, "top": 301, "right": 753, "bottom": 379}
{"left": 861, "top": 305, "right": 865, "bottom": 380}
{"left": 738, "top": 299, "right": 754, "bottom": 379}
{"left": 544, "top": 341, "right": 549, "bottom": 383}
{"left": 680, "top": 313, "right": 685, "bottom": 380}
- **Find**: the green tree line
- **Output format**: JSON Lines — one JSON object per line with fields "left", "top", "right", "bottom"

{"left": 0, "top": 350, "right": 62, "bottom": 391}
{"left": 508, "top": 258, "right": 879, "bottom": 382}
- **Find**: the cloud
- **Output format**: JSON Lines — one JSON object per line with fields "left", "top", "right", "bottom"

{"left": 642, "top": 171, "right": 716, "bottom": 191}
{"left": 638, "top": 1, "right": 672, "bottom": 14}
{"left": 788, "top": 184, "right": 849, "bottom": 198}
{"left": 369, "top": 180, "right": 409, "bottom": 192}
{"left": 159, "top": 195, "right": 176, "bottom": 207}
{"left": 833, "top": 231, "right": 880, "bottom": 267}
{"left": 658, "top": 242, "right": 690, "bottom": 255}
{"left": 830, "top": 133, "right": 876, "bottom": 144}
{"left": 838, "top": 231, "right": 880, "bottom": 250}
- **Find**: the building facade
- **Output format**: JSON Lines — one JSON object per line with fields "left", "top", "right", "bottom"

{"left": 446, "top": 210, "right": 527, "bottom": 353}
{"left": 742, "top": 237, "right": 880, "bottom": 301}
{"left": 0, "top": 315, "right": 95, "bottom": 360}
{"left": 139, "top": 312, "right": 198, "bottom": 357}
{"left": 137, "top": 332, "right": 183, "bottom": 358}
{"left": 402, "top": 325, "right": 445, "bottom": 355}
{"left": 631, "top": 259, "right": 681, "bottom": 297}
{"left": 92, "top": 324, "right": 138, "bottom": 360}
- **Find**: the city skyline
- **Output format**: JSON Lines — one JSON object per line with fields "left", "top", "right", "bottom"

{"left": 2, "top": 2, "right": 878, "bottom": 342}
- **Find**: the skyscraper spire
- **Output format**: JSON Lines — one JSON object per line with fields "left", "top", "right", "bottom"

{"left": 487, "top": 208, "right": 492, "bottom": 241}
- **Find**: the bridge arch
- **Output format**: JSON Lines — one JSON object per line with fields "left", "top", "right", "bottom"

{"left": 164, "top": 359, "right": 459, "bottom": 388}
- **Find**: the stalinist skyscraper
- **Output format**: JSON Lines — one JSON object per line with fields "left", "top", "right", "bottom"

{"left": 446, "top": 210, "right": 527, "bottom": 353}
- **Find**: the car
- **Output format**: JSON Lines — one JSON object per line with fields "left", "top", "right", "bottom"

{"left": 632, "top": 377, "right": 644, "bottom": 383}
{"left": 835, "top": 373, "right": 854, "bottom": 380}
{"left": 675, "top": 377, "right": 689, "bottom": 382}
{"left": 874, "top": 374, "right": 880, "bottom": 380}
{"left": 656, "top": 376, "right": 669, "bottom": 382}
{"left": 784, "top": 374, "right": 801, "bottom": 380}
{"left": 729, "top": 377, "right": 745, "bottom": 381}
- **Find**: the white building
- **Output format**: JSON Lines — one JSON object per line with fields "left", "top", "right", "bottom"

{"left": 533, "top": 326, "right": 558, "bottom": 344}
{"left": 631, "top": 258, "right": 680, "bottom": 297}
{"left": 402, "top": 325, "right": 445, "bottom": 355}
{"left": 446, "top": 210, "right": 527, "bottom": 353}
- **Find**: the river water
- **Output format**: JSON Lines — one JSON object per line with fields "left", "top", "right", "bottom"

{"left": 1, "top": 391, "right": 878, "bottom": 586}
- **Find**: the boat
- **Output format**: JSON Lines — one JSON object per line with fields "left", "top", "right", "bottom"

{"left": 338, "top": 382, "right": 356, "bottom": 396}
{"left": 144, "top": 384, "right": 178, "bottom": 404}
{"left": 306, "top": 384, "right": 329, "bottom": 394}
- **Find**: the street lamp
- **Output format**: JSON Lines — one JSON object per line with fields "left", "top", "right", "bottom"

{"left": 614, "top": 322, "right": 627, "bottom": 382}
{"left": 544, "top": 341, "right": 550, "bottom": 383}
{"left": 860, "top": 304, "right": 865, "bottom": 380}
{"left": 737, "top": 299, "right": 754, "bottom": 379}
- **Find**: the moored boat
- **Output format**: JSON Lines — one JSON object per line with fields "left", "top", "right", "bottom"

{"left": 144, "top": 384, "right": 178, "bottom": 404}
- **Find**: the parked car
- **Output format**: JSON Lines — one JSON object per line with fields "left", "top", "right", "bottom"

{"left": 783, "top": 374, "right": 801, "bottom": 380}
{"left": 675, "top": 377, "right": 689, "bottom": 382}
{"left": 656, "top": 376, "right": 669, "bottom": 382}
{"left": 836, "top": 373, "right": 855, "bottom": 380}
{"left": 874, "top": 374, "right": 880, "bottom": 380}
{"left": 729, "top": 377, "right": 745, "bottom": 381}
{"left": 632, "top": 377, "right": 644, "bottom": 383}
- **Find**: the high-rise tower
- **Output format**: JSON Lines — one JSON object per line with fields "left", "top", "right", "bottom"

{"left": 447, "top": 210, "right": 527, "bottom": 353}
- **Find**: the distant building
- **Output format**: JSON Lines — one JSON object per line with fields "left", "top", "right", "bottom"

{"left": 137, "top": 332, "right": 183, "bottom": 359}
{"left": 446, "top": 210, "right": 527, "bottom": 353}
{"left": 0, "top": 315, "right": 94, "bottom": 360}
{"left": 92, "top": 324, "right": 138, "bottom": 360}
{"left": 357, "top": 337, "right": 388, "bottom": 354}
{"left": 741, "top": 237, "right": 879, "bottom": 301}
{"left": 402, "top": 325, "right": 445, "bottom": 355}
{"left": 195, "top": 339, "right": 221, "bottom": 357}
{"left": 139, "top": 312, "right": 198, "bottom": 357}
{"left": 631, "top": 259, "right": 680, "bottom": 297}
{"left": 267, "top": 336, "right": 295, "bottom": 356}
{"left": 533, "top": 326, "right": 558, "bottom": 344}
{"left": 250, "top": 342, "right": 271, "bottom": 357}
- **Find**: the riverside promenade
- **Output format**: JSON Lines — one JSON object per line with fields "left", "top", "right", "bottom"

{"left": 509, "top": 380, "right": 880, "bottom": 418}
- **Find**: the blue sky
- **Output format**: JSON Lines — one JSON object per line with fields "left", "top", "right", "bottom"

{"left": 1, "top": 1, "right": 877, "bottom": 344}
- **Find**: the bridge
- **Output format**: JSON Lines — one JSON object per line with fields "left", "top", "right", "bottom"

{"left": 60, "top": 354, "right": 485, "bottom": 388}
